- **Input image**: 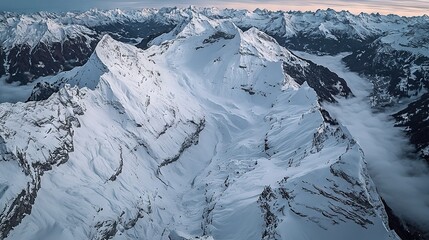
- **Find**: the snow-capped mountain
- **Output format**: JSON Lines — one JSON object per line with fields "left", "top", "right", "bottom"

{"left": 0, "top": 8, "right": 179, "bottom": 85}
{"left": 1, "top": 7, "right": 428, "bottom": 240}
{"left": 1, "top": 8, "right": 428, "bottom": 125}
{"left": 0, "top": 15, "right": 403, "bottom": 239}
{"left": 1, "top": 7, "right": 428, "bottom": 89}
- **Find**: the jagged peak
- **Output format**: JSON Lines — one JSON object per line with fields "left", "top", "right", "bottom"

{"left": 95, "top": 34, "right": 120, "bottom": 54}
{"left": 177, "top": 13, "right": 217, "bottom": 37}
{"left": 150, "top": 15, "right": 299, "bottom": 65}
{"left": 185, "top": 5, "right": 199, "bottom": 12}
{"left": 148, "top": 14, "right": 304, "bottom": 74}
{"left": 39, "top": 34, "right": 133, "bottom": 91}
{"left": 0, "top": 14, "right": 95, "bottom": 50}
{"left": 253, "top": 8, "right": 273, "bottom": 15}
{"left": 93, "top": 34, "right": 137, "bottom": 68}
{"left": 239, "top": 27, "right": 298, "bottom": 63}
{"left": 242, "top": 27, "right": 275, "bottom": 40}
{"left": 149, "top": 14, "right": 240, "bottom": 46}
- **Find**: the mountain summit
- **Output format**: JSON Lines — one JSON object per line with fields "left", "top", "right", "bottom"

{"left": 1, "top": 7, "right": 428, "bottom": 240}
{"left": 0, "top": 16, "right": 400, "bottom": 240}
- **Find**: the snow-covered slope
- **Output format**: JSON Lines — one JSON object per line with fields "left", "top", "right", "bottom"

{"left": 0, "top": 17, "right": 399, "bottom": 239}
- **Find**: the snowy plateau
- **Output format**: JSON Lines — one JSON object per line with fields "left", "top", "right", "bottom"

{"left": 0, "top": 7, "right": 428, "bottom": 240}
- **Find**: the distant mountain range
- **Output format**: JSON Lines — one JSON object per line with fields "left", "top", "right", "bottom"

{"left": 0, "top": 7, "right": 428, "bottom": 240}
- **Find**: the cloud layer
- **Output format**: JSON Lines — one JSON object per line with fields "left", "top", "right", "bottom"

{"left": 294, "top": 51, "right": 429, "bottom": 233}
{"left": 0, "top": 0, "right": 428, "bottom": 16}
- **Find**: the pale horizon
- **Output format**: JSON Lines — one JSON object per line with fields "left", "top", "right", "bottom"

{"left": 218, "top": 2, "right": 429, "bottom": 17}
{"left": 0, "top": 0, "right": 428, "bottom": 17}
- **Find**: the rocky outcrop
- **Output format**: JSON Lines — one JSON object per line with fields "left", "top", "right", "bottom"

{"left": 5, "top": 38, "right": 97, "bottom": 85}
{"left": 158, "top": 119, "right": 205, "bottom": 171}
{"left": 27, "top": 82, "right": 59, "bottom": 102}
{"left": 343, "top": 43, "right": 429, "bottom": 107}
{"left": 394, "top": 93, "right": 429, "bottom": 163}
{"left": 0, "top": 87, "right": 83, "bottom": 238}
{"left": 283, "top": 60, "right": 353, "bottom": 103}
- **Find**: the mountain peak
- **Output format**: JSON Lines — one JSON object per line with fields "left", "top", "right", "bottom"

{"left": 93, "top": 34, "right": 137, "bottom": 71}
{"left": 0, "top": 14, "right": 95, "bottom": 50}
{"left": 30, "top": 34, "right": 126, "bottom": 91}
{"left": 95, "top": 34, "right": 118, "bottom": 56}
{"left": 1, "top": 7, "right": 428, "bottom": 239}
{"left": 149, "top": 14, "right": 239, "bottom": 46}
{"left": 240, "top": 27, "right": 296, "bottom": 63}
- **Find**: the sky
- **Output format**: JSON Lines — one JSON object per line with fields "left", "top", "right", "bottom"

{"left": 0, "top": 0, "right": 428, "bottom": 16}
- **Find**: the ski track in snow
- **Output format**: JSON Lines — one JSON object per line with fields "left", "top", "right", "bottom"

{"left": 294, "top": 51, "right": 429, "bottom": 232}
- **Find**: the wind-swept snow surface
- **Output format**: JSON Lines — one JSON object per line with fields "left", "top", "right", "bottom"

{"left": 1, "top": 16, "right": 398, "bottom": 239}
{"left": 295, "top": 51, "right": 429, "bottom": 235}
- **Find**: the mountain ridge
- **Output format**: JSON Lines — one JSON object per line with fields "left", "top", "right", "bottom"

{"left": 0, "top": 16, "right": 405, "bottom": 239}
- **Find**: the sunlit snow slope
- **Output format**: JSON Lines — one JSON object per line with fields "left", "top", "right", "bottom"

{"left": 0, "top": 15, "right": 398, "bottom": 240}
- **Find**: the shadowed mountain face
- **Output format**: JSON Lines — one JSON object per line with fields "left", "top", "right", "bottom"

{"left": 394, "top": 93, "right": 429, "bottom": 163}
{"left": 0, "top": 7, "right": 428, "bottom": 240}
{"left": 5, "top": 38, "right": 97, "bottom": 85}
{"left": 0, "top": 18, "right": 175, "bottom": 85}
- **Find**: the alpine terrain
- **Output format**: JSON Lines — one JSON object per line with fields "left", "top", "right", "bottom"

{"left": 0, "top": 7, "right": 428, "bottom": 240}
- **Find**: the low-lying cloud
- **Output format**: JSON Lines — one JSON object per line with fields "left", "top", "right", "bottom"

{"left": 294, "top": 51, "right": 429, "bottom": 234}
{"left": 0, "top": 77, "right": 37, "bottom": 103}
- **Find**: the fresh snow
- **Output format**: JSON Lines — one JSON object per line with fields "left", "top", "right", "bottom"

{"left": 0, "top": 14, "right": 404, "bottom": 240}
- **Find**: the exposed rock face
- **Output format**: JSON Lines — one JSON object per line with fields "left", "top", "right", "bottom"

{"left": 27, "top": 82, "right": 59, "bottom": 102}
{"left": 382, "top": 199, "right": 427, "bottom": 240}
{"left": 0, "top": 86, "right": 83, "bottom": 238}
{"left": 5, "top": 37, "right": 97, "bottom": 85}
{"left": 394, "top": 93, "right": 429, "bottom": 163}
{"left": 0, "top": 11, "right": 178, "bottom": 86}
{"left": 0, "top": 48, "right": 5, "bottom": 76}
{"left": 343, "top": 44, "right": 429, "bottom": 107}
{"left": 283, "top": 60, "right": 353, "bottom": 103}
